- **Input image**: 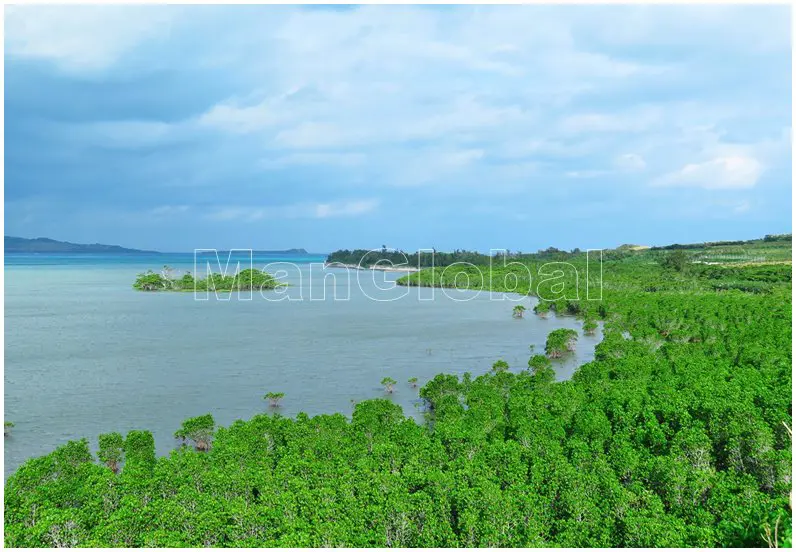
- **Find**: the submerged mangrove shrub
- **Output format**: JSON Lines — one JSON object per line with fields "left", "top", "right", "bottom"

{"left": 545, "top": 328, "right": 578, "bottom": 358}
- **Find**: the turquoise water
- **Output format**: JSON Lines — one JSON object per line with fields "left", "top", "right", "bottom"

{"left": 4, "top": 254, "right": 601, "bottom": 476}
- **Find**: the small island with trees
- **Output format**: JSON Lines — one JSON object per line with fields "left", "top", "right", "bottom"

{"left": 133, "top": 267, "right": 283, "bottom": 292}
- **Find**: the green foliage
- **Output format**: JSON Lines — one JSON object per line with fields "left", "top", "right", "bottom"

{"left": 512, "top": 304, "right": 526, "bottom": 318}
{"left": 527, "top": 353, "right": 552, "bottom": 373}
{"left": 174, "top": 414, "right": 215, "bottom": 451}
{"left": 97, "top": 432, "right": 124, "bottom": 473}
{"left": 327, "top": 249, "right": 494, "bottom": 268}
{"left": 545, "top": 328, "right": 578, "bottom": 358}
{"left": 132, "top": 271, "right": 172, "bottom": 291}
{"left": 123, "top": 430, "right": 155, "bottom": 476}
{"left": 381, "top": 377, "right": 397, "bottom": 394}
{"left": 264, "top": 392, "right": 285, "bottom": 407}
{"left": 583, "top": 318, "right": 598, "bottom": 335}
{"left": 491, "top": 359, "right": 510, "bottom": 373}
{"left": 327, "top": 244, "right": 600, "bottom": 270}
{"left": 133, "top": 268, "right": 283, "bottom": 292}
{"left": 660, "top": 250, "right": 690, "bottom": 272}
{"left": 408, "top": 377, "right": 418, "bottom": 388}
{"left": 4, "top": 421, "right": 14, "bottom": 437}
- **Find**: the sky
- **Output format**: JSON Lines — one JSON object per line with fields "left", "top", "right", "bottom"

{"left": 4, "top": 5, "right": 792, "bottom": 253}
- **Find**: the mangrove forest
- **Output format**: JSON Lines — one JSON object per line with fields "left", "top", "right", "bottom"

{"left": 4, "top": 236, "right": 792, "bottom": 547}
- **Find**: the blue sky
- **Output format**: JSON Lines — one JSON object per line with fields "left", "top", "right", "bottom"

{"left": 4, "top": 5, "right": 792, "bottom": 253}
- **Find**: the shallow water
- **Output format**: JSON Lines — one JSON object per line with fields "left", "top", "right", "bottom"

{"left": 4, "top": 254, "right": 601, "bottom": 476}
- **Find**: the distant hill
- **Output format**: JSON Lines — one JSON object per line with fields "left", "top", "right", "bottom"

{"left": 4, "top": 236, "right": 157, "bottom": 254}
{"left": 251, "top": 249, "right": 309, "bottom": 255}
{"left": 5, "top": 237, "right": 310, "bottom": 255}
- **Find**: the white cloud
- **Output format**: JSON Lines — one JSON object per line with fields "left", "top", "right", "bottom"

{"left": 398, "top": 96, "right": 531, "bottom": 141}
{"left": 260, "top": 152, "right": 366, "bottom": 168}
{"left": 315, "top": 199, "right": 379, "bottom": 218}
{"left": 438, "top": 149, "right": 485, "bottom": 167}
{"left": 566, "top": 169, "right": 609, "bottom": 179}
{"left": 206, "top": 207, "right": 265, "bottom": 222}
{"left": 560, "top": 107, "right": 662, "bottom": 134}
{"left": 198, "top": 103, "right": 285, "bottom": 135}
{"left": 5, "top": 6, "right": 176, "bottom": 72}
{"left": 271, "top": 6, "right": 525, "bottom": 78}
{"left": 580, "top": 5, "right": 789, "bottom": 54}
{"left": 205, "top": 199, "right": 379, "bottom": 222}
{"left": 541, "top": 49, "right": 663, "bottom": 81}
{"left": 652, "top": 155, "right": 764, "bottom": 190}
{"left": 497, "top": 138, "right": 601, "bottom": 160}
{"left": 566, "top": 153, "right": 647, "bottom": 179}
{"left": 388, "top": 148, "right": 491, "bottom": 188}
{"left": 6, "top": 4, "right": 788, "bottom": 211}
{"left": 274, "top": 122, "right": 369, "bottom": 149}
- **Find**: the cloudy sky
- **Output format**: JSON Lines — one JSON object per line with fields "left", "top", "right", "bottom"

{"left": 4, "top": 5, "right": 791, "bottom": 252}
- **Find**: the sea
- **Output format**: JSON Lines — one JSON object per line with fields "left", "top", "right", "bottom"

{"left": 4, "top": 252, "right": 601, "bottom": 477}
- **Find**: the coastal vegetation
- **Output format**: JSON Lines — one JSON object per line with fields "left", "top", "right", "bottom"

{"left": 527, "top": 353, "right": 552, "bottom": 375}
{"left": 381, "top": 377, "right": 397, "bottom": 394}
{"left": 327, "top": 234, "right": 791, "bottom": 269}
{"left": 264, "top": 392, "right": 285, "bottom": 408}
{"left": 544, "top": 328, "right": 578, "bottom": 358}
{"left": 491, "top": 359, "right": 510, "bottom": 374}
{"left": 97, "top": 432, "right": 124, "bottom": 473}
{"left": 174, "top": 414, "right": 215, "bottom": 452}
{"left": 133, "top": 267, "right": 283, "bottom": 292}
{"left": 4, "top": 235, "right": 792, "bottom": 547}
{"left": 325, "top": 244, "right": 593, "bottom": 269}
{"left": 327, "top": 248, "right": 492, "bottom": 268}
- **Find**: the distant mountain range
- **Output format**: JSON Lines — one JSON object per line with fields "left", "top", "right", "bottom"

{"left": 5, "top": 236, "right": 158, "bottom": 254}
{"left": 4, "top": 236, "right": 310, "bottom": 255}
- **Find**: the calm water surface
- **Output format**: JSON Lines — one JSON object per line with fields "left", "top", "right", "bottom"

{"left": 4, "top": 254, "right": 601, "bottom": 476}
